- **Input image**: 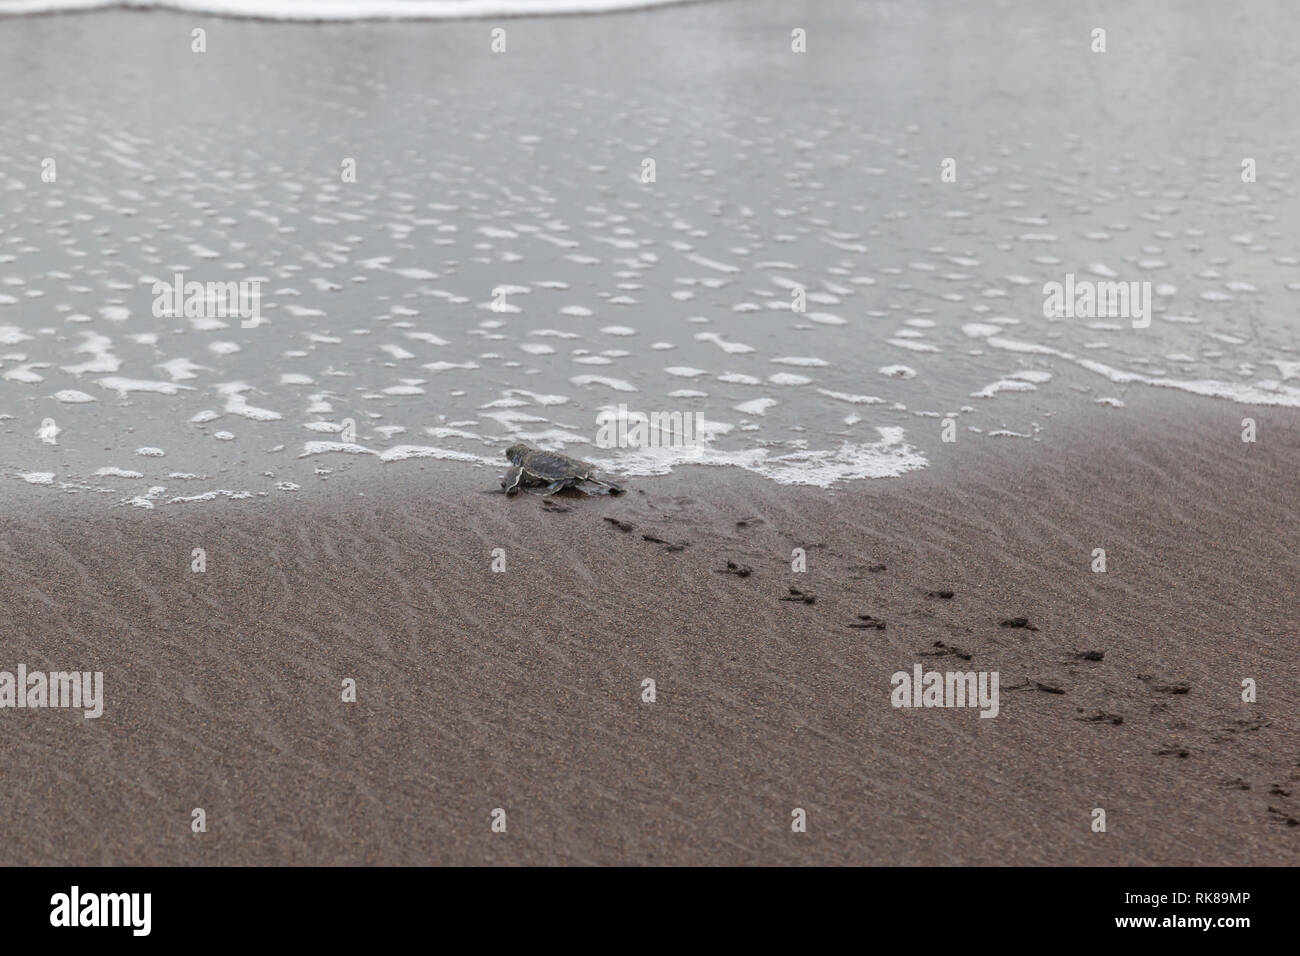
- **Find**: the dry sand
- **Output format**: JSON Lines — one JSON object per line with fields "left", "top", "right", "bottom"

{"left": 1, "top": 390, "right": 1297, "bottom": 865}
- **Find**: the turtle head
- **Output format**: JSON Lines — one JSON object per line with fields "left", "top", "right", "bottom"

{"left": 504, "top": 443, "right": 530, "bottom": 464}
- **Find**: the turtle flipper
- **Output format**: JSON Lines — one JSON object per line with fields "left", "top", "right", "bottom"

{"left": 542, "top": 479, "right": 571, "bottom": 496}
{"left": 576, "top": 478, "right": 623, "bottom": 496}
{"left": 502, "top": 465, "right": 524, "bottom": 496}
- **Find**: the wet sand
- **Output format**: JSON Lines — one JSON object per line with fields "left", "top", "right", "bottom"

{"left": 2, "top": 389, "right": 1297, "bottom": 865}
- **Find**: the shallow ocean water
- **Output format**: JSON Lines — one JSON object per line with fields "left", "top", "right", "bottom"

{"left": 1, "top": 0, "right": 1299, "bottom": 504}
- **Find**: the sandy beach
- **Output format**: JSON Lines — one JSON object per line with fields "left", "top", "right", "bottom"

{"left": 1, "top": 389, "right": 1295, "bottom": 865}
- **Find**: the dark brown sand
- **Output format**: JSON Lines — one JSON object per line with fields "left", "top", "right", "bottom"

{"left": 1, "top": 391, "right": 1297, "bottom": 865}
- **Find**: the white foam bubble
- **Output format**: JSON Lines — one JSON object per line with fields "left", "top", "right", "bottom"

{"left": 888, "top": 338, "right": 940, "bottom": 353}
{"left": 768, "top": 372, "right": 812, "bottom": 386}
{"left": 98, "top": 377, "right": 193, "bottom": 397}
{"left": 771, "top": 356, "right": 829, "bottom": 367}
{"left": 569, "top": 374, "right": 637, "bottom": 392}
{"left": 734, "top": 398, "right": 778, "bottom": 415}
{"left": 817, "top": 389, "right": 885, "bottom": 405}
{"left": 695, "top": 332, "right": 755, "bottom": 354}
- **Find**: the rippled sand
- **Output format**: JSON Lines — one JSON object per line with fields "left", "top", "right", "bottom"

{"left": 2, "top": 390, "right": 1297, "bottom": 864}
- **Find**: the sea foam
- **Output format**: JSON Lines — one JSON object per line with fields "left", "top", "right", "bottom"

{"left": 0, "top": 0, "right": 692, "bottom": 20}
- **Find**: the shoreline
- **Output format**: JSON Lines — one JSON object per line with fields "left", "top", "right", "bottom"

{"left": 3, "top": 389, "right": 1297, "bottom": 864}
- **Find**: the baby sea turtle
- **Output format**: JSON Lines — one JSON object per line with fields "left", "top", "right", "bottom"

{"left": 501, "top": 443, "right": 624, "bottom": 496}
